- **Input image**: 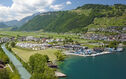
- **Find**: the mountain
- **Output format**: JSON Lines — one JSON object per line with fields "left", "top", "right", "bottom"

{"left": 0, "top": 22, "right": 9, "bottom": 28}
{"left": 18, "top": 4, "right": 126, "bottom": 33}
{"left": 5, "top": 12, "right": 40, "bottom": 27}
{"left": 5, "top": 20, "right": 19, "bottom": 27}
{"left": 18, "top": 12, "right": 40, "bottom": 26}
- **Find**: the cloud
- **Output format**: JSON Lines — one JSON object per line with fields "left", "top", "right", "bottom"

{"left": 50, "top": 4, "right": 64, "bottom": 10}
{"left": 0, "top": 0, "right": 55, "bottom": 22}
{"left": 66, "top": 1, "right": 72, "bottom": 5}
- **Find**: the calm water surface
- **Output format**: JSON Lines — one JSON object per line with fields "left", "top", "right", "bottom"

{"left": 59, "top": 50, "right": 126, "bottom": 79}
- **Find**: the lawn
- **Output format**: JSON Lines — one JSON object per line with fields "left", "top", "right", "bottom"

{"left": 12, "top": 47, "right": 58, "bottom": 62}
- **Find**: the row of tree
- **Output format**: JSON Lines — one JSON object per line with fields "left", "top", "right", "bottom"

{"left": 0, "top": 46, "right": 9, "bottom": 79}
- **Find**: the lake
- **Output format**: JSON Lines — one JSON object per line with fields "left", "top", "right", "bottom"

{"left": 59, "top": 50, "right": 126, "bottom": 79}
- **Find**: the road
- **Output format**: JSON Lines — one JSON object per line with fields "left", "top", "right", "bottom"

{"left": 1, "top": 44, "right": 31, "bottom": 79}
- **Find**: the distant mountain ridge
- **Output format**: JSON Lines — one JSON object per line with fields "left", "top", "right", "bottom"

{"left": 0, "top": 22, "right": 9, "bottom": 28}
{"left": 16, "top": 4, "right": 126, "bottom": 33}
{"left": 5, "top": 20, "right": 20, "bottom": 27}
{"left": 4, "top": 12, "right": 41, "bottom": 27}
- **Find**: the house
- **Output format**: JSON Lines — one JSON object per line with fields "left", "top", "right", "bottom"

{"left": 41, "top": 38, "right": 48, "bottom": 42}
{"left": 93, "top": 47, "right": 104, "bottom": 53}
{"left": 123, "top": 27, "right": 126, "bottom": 31}
{"left": 10, "top": 37, "right": 15, "bottom": 41}
{"left": 26, "top": 36, "right": 34, "bottom": 41}
{"left": 47, "top": 62, "right": 58, "bottom": 68}
{"left": 1, "top": 37, "right": 10, "bottom": 43}
{"left": 33, "top": 38, "right": 40, "bottom": 42}
{"left": 18, "top": 36, "right": 26, "bottom": 41}
{"left": 120, "top": 34, "right": 126, "bottom": 41}
{"left": 16, "top": 43, "right": 52, "bottom": 50}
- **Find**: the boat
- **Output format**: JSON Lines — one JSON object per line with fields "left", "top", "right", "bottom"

{"left": 116, "top": 47, "right": 123, "bottom": 52}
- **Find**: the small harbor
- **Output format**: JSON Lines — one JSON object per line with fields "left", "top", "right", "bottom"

{"left": 64, "top": 45, "right": 124, "bottom": 57}
{"left": 59, "top": 49, "right": 126, "bottom": 79}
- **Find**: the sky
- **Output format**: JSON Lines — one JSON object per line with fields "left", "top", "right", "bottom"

{"left": 0, "top": 0, "right": 126, "bottom": 22}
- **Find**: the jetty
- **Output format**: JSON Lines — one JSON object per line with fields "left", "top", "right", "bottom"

{"left": 55, "top": 71, "right": 67, "bottom": 78}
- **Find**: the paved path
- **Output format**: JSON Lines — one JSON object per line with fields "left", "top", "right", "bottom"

{"left": 1, "top": 44, "right": 31, "bottom": 79}
{"left": 7, "top": 64, "right": 14, "bottom": 72}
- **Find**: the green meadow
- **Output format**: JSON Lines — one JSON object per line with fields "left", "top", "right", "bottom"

{"left": 12, "top": 47, "right": 58, "bottom": 62}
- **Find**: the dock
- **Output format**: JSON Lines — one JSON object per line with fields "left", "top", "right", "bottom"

{"left": 55, "top": 71, "right": 67, "bottom": 78}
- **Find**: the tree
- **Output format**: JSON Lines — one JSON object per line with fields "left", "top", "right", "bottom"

{"left": 42, "top": 66, "right": 57, "bottom": 79}
{"left": 30, "top": 73, "right": 43, "bottom": 79}
{"left": 0, "top": 50, "right": 9, "bottom": 64}
{"left": 64, "top": 37, "right": 73, "bottom": 43}
{"left": 31, "top": 67, "right": 57, "bottom": 79}
{"left": 29, "top": 54, "right": 47, "bottom": 73}
{"left": 43, "top": 55, "right": 49, "bottom": 62}
{"left": 2, "top": 55, "right": 9, "bottom": 64}
{"left": 29, "top": 54, "right": 57, "bottom": 79}
{"left": 55, "top": 50, "right": 66, "bottom": 61}
{"left": 0, "top": 69, "right": 9, "bottom": 79}
{"left": 10, "top": 42, "right": 16, "bottom": 47}
{"left": 108, "top": 41, "right": 119, "bottom": 48}
{"left": 123, "top": 41, "right": 126, "bottom": 45}
{"left": 81, "top": 28, "right": 88, "bottom": 34}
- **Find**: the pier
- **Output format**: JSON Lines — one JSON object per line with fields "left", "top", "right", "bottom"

{"left": 55, "top": 71, "right": 67, "bottom": 78}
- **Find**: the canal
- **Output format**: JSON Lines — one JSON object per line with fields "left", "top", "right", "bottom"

{"left": 1, "top": 44, "right": 31, "bottom": 79}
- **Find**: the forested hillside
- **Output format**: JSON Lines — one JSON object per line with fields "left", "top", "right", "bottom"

{"left": 18, "top": 4, "right": 126, "bottom": 33}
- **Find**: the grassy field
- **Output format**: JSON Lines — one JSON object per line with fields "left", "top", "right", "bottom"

{"left": 0, "top": 31, "right": 43, "bottom": 37}
{"left": 12, "top": 47, "right": 58, "bottom": 62}
{"left": 0, "top": 31, "right": 79, "bottom": 39}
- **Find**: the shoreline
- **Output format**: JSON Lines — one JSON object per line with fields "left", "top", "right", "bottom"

{"left": 64, "top": 51, "right": 111, "bottom": 57}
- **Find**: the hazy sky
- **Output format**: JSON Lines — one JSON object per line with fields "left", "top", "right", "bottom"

{"left": 0, "top": 0, "right": 125, "bottom": 22}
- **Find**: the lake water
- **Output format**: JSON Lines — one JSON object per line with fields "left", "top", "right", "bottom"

{"left": 59, "top": 50, "right": 126, "bottom": 79}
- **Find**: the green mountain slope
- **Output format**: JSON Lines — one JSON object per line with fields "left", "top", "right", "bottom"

{"left": 18, "top": 4, "right": 126, "bottom": 33}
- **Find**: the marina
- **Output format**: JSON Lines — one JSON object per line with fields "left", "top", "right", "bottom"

{"left": 59, "top": 49, "right": 126, "bottom": 79}
{"left": 64, "top": 47, "right": 123, "bottom": 57}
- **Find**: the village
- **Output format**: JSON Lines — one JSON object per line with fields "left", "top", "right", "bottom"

{"left": 80, "top": 33, "right": 126, "bottom": 42}
{"left": 81, "top": 26, "right": 126, "bottom": 41}
{"left": 0, "top": 32, "right": 124, "bottom": 57}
